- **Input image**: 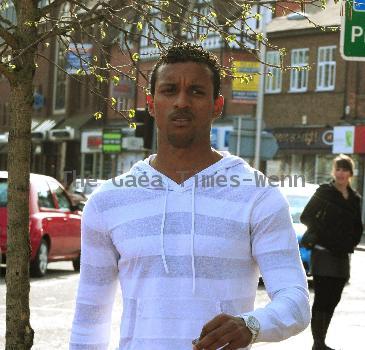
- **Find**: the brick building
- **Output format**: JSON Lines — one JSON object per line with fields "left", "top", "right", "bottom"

{"left": 264, "top": 0, "right": 364, "bottom": 194}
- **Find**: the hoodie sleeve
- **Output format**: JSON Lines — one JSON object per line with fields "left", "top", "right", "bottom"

{"left": 243, "top": 186, "right": 310, "bottom": 343}
{"left": 69, "top": 196, "right": 119, "bottom": 349}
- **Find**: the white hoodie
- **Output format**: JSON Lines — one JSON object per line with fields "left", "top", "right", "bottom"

{"left": 70, "top": 152, "right": 310, "bottom": 350}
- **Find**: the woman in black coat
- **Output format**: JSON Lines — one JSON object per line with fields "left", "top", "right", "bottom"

{"left": 300, "top": 154, "right": 363, "bottom": 350}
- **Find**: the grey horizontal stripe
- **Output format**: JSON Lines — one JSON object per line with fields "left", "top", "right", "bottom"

{"left": 80, "top": 263, "right": 118, "bottom": 286}
{"left": 255, "top": 249, "right": 301, "bottom": 272}
{"left": 73, "top": 303, "right": 112, "bottom": 324}
{"left": 121, "top": 255, "right": 253, "bottom": 280}
{"left": 119, "top": 338, "right": 191, "bottom": 350}
{"left": 196, "top": 184, "right": 263, "bottom": 203}
{"left": 220, "top": 298, "right": 249, "bottom": 315}
{"left": 83, "top": 224, "right": 113, "bottom": 249}
{"left": 252, "top": 206, "right": 292, "bottom": 239}
{"left": 93, "top": 188, "right": 164, "bottom": 213}
{"left": 70, "top": 343, "right": 108, "bottom": 350}
{"left": 115, "top": 212, "right": 248, "bottom": 241}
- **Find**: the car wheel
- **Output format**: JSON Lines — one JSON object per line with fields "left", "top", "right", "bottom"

{"left": 30, "top": 239, "right": 48, "bottom": 277}
{"left": 72, "top": 254, "right": 80, "bottom": 272}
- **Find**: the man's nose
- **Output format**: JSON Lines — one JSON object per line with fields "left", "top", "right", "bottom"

{"left": 174, "top": 91, "right": 191, "bottom": 109}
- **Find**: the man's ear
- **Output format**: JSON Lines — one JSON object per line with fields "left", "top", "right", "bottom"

{"left": 146, "top": 94, "right": 155, "bottom": 117}
{"left": 213, "top": 95, "right": 224, "bottom": 119}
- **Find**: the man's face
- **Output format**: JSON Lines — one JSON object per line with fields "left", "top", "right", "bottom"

{"left": 148, "top": 62, "right": 224, "bottom": 149}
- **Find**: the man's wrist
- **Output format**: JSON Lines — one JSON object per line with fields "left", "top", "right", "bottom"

{"left": 239, "top": 314, "right": 260, "bottom": 344}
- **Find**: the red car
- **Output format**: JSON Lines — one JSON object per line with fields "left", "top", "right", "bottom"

{"left": 0, "top": 171, "right": 82, "bottom": 277}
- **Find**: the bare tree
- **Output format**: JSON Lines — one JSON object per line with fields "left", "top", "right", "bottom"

{"left": 0, "top": 0, "right": 333, "bottom": 348}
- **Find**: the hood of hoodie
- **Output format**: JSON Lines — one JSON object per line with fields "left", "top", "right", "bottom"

{"left": 127, "top": 151, "right": 246, "bottom": 192}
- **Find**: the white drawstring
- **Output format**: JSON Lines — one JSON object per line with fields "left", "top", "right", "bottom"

{"left": 190, "top": 181, "right": 196, "bottom": 295}
{"left": 160, "top": 183, "right": 169, "bottom": 274}
{"left": 159, "top": 179, "right": 196, "bottom": 294}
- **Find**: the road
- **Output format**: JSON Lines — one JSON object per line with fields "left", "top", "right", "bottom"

{"left": 1, "top": 251, "right": 364, "bottom": 349}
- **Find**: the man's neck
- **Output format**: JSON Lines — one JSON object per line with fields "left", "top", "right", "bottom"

{"left": 151, "top": 145, "right": 223, "bottom": 184}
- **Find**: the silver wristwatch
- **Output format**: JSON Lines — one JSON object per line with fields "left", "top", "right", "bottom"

{"left": 241, "top": 315, "right": 260, "bottom": 344}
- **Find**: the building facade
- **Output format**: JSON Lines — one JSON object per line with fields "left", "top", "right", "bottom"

{"left": 264, "top": 1, "right": 365, "bottom": 194}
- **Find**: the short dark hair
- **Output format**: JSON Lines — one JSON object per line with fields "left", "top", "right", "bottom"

{"left": 333, "top": 154, "right": 354, "bottom": 176}
{"left": 149, "top": 42, "right": 221, "bottom": 99}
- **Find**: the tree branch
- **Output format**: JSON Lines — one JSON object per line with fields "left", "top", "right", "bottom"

{"left": 0, "top": 26, "right": 18, "bottom": 48}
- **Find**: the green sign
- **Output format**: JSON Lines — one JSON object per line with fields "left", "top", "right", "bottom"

{"left": 341, "top": 0, "right": 365, "bottom": 61}
{"left": 103, "top": 129, "right": 122, "bottom": 153}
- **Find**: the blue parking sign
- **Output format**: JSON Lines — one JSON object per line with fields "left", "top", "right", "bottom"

{"left": 354, "top": 0, "right": 365, "bottom": 11}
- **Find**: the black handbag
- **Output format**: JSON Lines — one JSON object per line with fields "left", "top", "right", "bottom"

{"left": 300, "top": 228, "right": 318, "bottom": 249}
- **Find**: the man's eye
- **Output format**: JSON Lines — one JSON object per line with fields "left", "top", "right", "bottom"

{"left": 192, "top": 89, "right": 204, "bottom": 95}
{"left": 161, "top": 87, "right": 175, "bottom": 93}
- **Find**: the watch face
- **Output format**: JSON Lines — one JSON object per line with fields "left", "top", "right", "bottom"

{"left": 247, "top": 316, "right": 260, "bottom": 332}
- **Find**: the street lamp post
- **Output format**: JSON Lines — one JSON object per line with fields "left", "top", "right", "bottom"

{"left": 254, "top": 7, "right": 268, "bottom": 170}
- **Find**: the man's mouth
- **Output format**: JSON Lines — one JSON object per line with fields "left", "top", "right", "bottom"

{"left": 170, "top": 115, "right": 192, "bottom": 126}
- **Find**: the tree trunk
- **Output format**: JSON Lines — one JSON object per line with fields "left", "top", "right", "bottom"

{"left": 5, "top": 0, "right": 39, "bottom": 347}
{"left": 5, "top": 79, "right": 34, "bottom": 349}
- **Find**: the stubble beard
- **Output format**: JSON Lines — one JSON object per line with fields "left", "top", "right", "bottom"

{"left": 167, "top": 132, "right": 195, "bottom": 148}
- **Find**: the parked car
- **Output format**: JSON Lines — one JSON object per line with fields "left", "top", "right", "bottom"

{"left": 280, "top": 181, "right": 319, "bottom": 275}
{"left": 0, "top": 171, "right": 82, "bottom": 277}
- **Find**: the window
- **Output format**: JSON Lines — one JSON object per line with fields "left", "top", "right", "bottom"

{"left": 48, "top": 180, "right": 71, "bottom": 211}
{"left": 52, "top": 39, "right": 67, "bottom": 113}
{"left": 265, "top": 51, "right": 282, "bottom": 93}
{"left": 117, "top": 97, "right": 131, "bottom": 112}
{"left": 316, "top": 46, "right": 336, "bottom": 91}
{"left": 290, "top": 48, "right": 309, "bottom": 92}
{"left": 37, "top": 180, "right": 55, "bottom": 209}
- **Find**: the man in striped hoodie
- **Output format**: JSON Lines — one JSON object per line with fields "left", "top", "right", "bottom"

{"left": 70, "top": 43, "right": 310, "bottom": 350}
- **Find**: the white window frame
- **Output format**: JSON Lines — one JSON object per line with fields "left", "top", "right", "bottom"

{"left": 316, "top": 46, "right": 336, "bottom": 91}
{"left": 265, "top": 51, "right": 282, "bottom": 93}
{"left": 290, "top": 48, "right": 309, "bottom": 93}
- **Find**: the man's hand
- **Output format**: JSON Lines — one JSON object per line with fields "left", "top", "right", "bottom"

{"left": 192, "top": 313, "right": 252, "bottom": 350}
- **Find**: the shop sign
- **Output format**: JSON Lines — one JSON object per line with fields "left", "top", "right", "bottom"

{"left": 354, "top": 125, "right": 365, "bottom": 153}
{"left": 272, "top": 127, "right": 333, "bottom": 150}
{"left": 81, "top": 131, "right": 102, "bottom": 153}
{"left": 231, "top": 61, "right": 260, "bottom": 103}
{"left": 103, "top": 128, "right": 122, "bottom": 153}
{"left": 332, "top": 126, "right": 355, "bottom": 154}
{"left": 122, "top": 136, "right": 144, "bottom": 150}
{"left": 211, "top": 126, "right": 233, "bottom": 151}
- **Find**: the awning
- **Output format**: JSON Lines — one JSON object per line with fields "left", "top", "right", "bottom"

{"left": 31, "top": 116, "right": 64, "bottom": 142}
{"left": 56, "top": 114, "right": 94, "bottom": 130}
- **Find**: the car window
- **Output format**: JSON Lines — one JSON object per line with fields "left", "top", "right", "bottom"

{"left": 37, "top": 180, "right": 55, "bottom": 209}
{"left": 48, "top": 180, "right": 71, "bottom": 211}
{"left": 0, "top": 179, "right": 8, "bottom": 207}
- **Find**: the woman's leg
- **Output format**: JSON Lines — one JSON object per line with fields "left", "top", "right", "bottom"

{"left": 311, "top": 275, "right": 347, "bottom": 350}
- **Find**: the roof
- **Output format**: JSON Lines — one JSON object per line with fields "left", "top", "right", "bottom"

{"left": 267, "top": 0, "right": 341, "bottom": 34}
